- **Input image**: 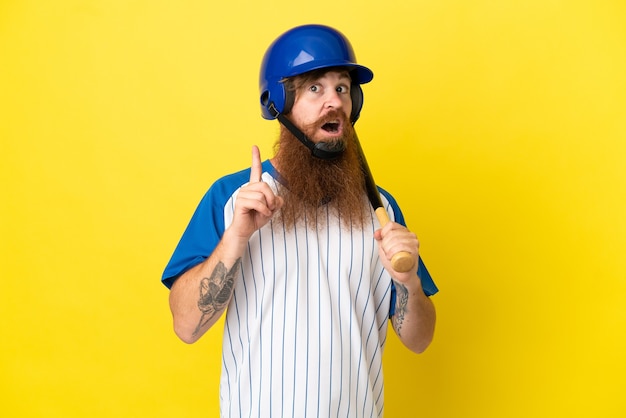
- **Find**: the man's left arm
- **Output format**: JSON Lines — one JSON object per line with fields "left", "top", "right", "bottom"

{"left": 391, "top": 277, "right": 436, "bottom": 353}
{"left": 374, "top": 222, "right": 436, "bottom": 353}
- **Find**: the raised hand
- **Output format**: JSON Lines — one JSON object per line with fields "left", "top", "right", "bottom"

{"left": 230, "top": 146, "right": 283, "bottom": 241}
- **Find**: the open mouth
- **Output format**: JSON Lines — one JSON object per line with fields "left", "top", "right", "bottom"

{"left": 321, "top": 122, "right": 340, "bottom": 133}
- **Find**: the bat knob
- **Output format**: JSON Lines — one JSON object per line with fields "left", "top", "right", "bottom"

{"left": 391, "top": 252, "right": 415, "bottom": 273}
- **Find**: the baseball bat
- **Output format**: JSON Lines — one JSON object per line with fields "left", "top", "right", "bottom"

{"left": 354, "top": 133, "right": 415, "bottom": 273}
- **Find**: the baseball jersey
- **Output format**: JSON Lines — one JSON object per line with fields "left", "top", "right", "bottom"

{"left": 162, "top": 160, "right": 438, "bottom": 417}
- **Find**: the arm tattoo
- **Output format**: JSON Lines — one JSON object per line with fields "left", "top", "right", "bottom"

{"left": 392, "top": 283, "right": 409, "bottom": 337}
{"left": 192, "top": 258, "right": 241, "bottom": 337}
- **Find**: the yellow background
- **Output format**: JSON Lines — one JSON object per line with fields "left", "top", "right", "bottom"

{"left": 2, "top": 1, "right": 625, "bottom": 417}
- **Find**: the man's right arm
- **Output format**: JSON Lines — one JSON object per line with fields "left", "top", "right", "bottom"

{"left": 167, "top": 146, "right": 283, "bottom": 344}
{"left": 168, "top": 229, "right": 249, "bottom": 344}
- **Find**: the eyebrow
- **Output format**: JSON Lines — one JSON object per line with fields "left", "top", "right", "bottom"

{"left": 339, "top": 74, "right": 352, "bottom": 84}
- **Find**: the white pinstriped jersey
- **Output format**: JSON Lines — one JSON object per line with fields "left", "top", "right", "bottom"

{"left": 162, "top": 160, "right": 438, "bottom": 418}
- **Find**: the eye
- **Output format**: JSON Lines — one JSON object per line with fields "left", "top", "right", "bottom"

{"left": 336, "top": 85, "right": 350, "bottom": 94}
{"left": 309, "top": 84, "right": 320, "bottom": 93}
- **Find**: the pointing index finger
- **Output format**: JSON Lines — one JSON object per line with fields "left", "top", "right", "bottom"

{"left": 250, "top": 145, "right": 262, "bottom": 183}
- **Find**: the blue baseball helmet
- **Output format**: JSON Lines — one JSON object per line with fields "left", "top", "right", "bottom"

{"left": 259, "top": 24, "right": 374, "bottom": 122}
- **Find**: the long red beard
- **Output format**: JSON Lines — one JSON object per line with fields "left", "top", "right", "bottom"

{"left": 272, "top": 113, "right": 368, "bottom": 230}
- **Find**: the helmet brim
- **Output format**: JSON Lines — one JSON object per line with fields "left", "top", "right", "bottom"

{"left": 283, "top": 61, "right": 373, "bottom": 85}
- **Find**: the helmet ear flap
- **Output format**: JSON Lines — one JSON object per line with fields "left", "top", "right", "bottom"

{"left": 350, "top": 84, "right": 364, "bottom": 123}
{"left": 260, "top": 81, "right": 288, "bottom": 120}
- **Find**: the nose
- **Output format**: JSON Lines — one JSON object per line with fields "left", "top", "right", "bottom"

{"left": 324, "top": 90, "right": 343, "bottom": 109}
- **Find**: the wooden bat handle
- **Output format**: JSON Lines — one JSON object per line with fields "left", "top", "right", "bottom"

{"left": 375, "top": 208, "right": 416, "bottom": 273}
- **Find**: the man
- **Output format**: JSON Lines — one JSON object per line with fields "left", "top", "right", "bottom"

{"left": 162, "top": 24, "right": 438, "bottom": 417}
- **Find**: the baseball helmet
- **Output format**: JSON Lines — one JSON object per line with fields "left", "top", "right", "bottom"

{"left": 259, "top": 24, "right": 374, "bottom": 122}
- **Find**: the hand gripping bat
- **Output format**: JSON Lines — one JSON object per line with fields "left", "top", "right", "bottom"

{"left": 354, "top": 134, "right": 416, "bottom": 273}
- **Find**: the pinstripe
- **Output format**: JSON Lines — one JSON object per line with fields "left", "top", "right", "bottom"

{"left": 278, "top": 221, "right": 286, "bottom": 418}
{"left": 220, "top": 348, "right": 230, "bottom": 417}
{"left": 223, "top": 324, "right": 235, "bottom": 410}
{"left": 268, "top": 220, "right": 277, "bottom": 418}
{"left": 344, "top": 223, "right": 363, "bottom": 417}
{"left": 303, "top": 212, "right": 311, "bottom": 417}
{"left": 362, "top": 304, "right": 378, "bottom": 415}
{"left": 257, "top": 224, "right": 266, "bottom": 415}
{"left": 354, "top": 258, "right": 372, "bottom": 405}
{"left": 242, "top": 239, "right": 258, "bottom": 417}
{"left": 222, "top": 338, "right": 230, "bottom": 415}
{"left": 361, "top": 268, "right": 389, "bottom": 416}
{"left": 231, "top": 291, "right": 245, "bottom": 415}
{"left": 374, "top": 364, "right": 385, "bottom": 415}
{"left": 315, "top": 208, "right": 323, "bottom": 418}
{"left": 326, "top": 206, "right": 334, "bottom": 418}
{"left": 289, "top": 217, "right": 299, "bottom": 417}
{"left": 334, "top": 215, "right": 346, "bottom": 418}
